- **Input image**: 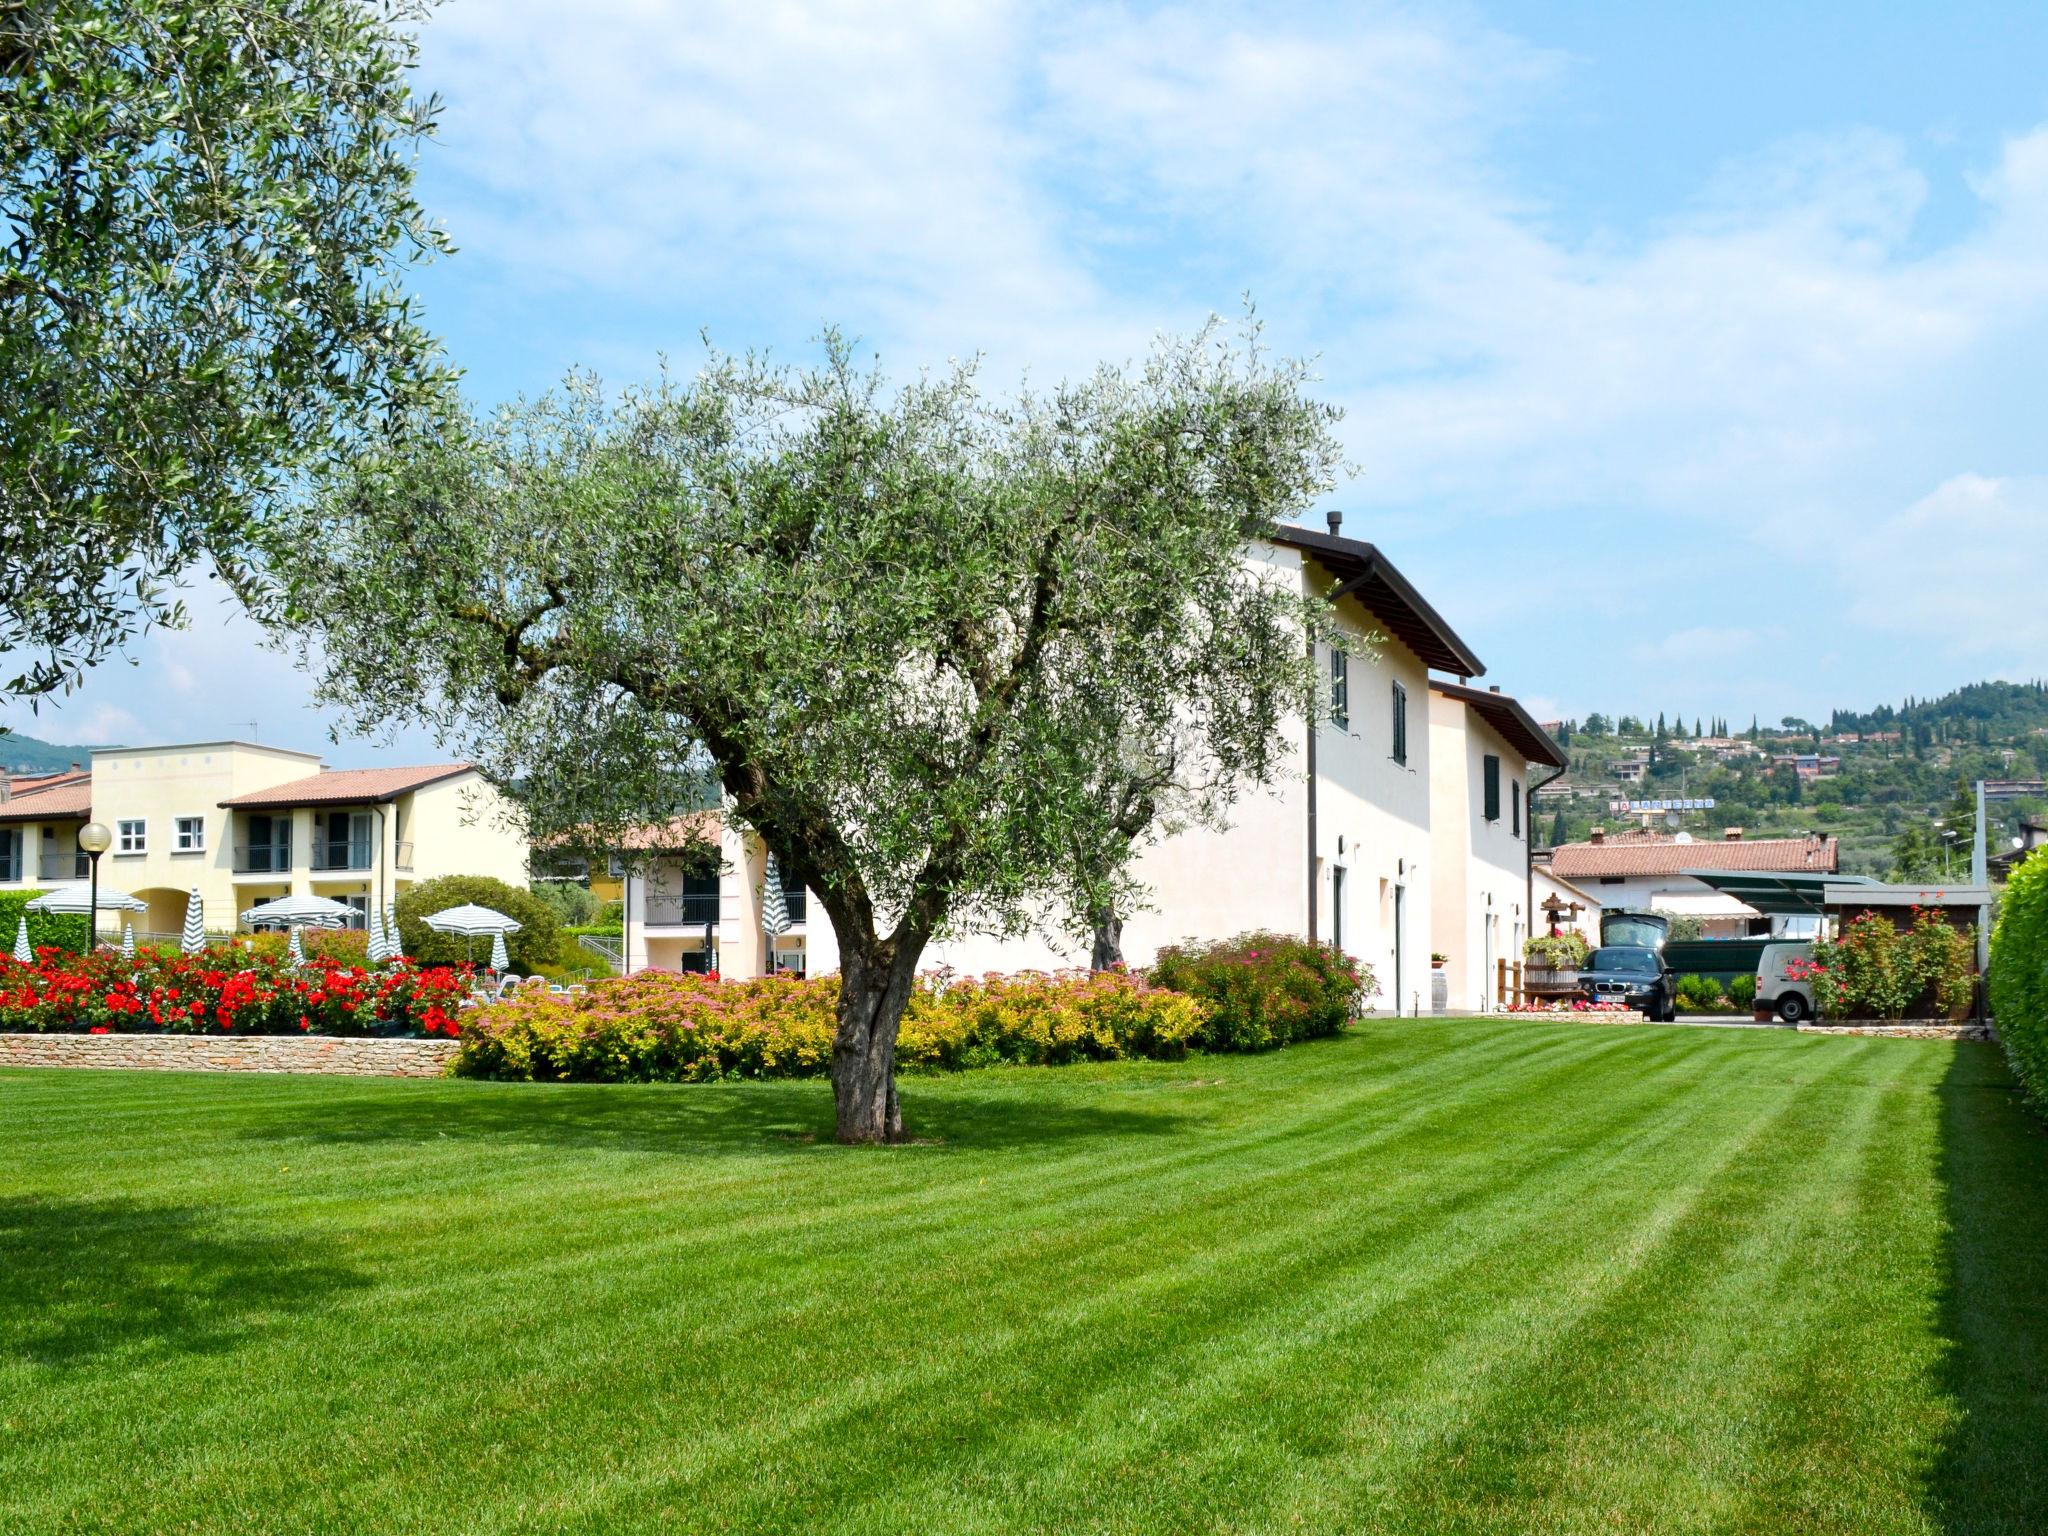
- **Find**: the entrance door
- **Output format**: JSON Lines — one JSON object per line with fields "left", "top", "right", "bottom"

{"left": 1483, "top": 913, "right": 1496, "bottom": 1012}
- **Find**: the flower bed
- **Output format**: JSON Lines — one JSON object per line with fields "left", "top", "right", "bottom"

{"left": 453, "top": 968, "right": 1213, "bottom": 1082}
{"left": 1790, "top": 907, "right": 1976, "bottom": 1023}
{"left": 1505, "top": 1000, "right": 1639, "bottom": 1017}
{"left": 0, "top": 944, "right": 471, "bottom": 1037}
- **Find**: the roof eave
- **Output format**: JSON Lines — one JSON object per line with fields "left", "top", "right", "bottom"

{"left": 1271, "top": 525, "right": 1487, "bottom": 678}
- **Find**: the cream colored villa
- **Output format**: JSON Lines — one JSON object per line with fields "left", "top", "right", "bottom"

{"left": 0, "top": 741, "right": 528, "bottom": 939}
{"left": 610, "top": 517, "right": 1564, "bottom": 1011}
{"left": 1427, "top": 681, "right": 1570, "bottom": 1013}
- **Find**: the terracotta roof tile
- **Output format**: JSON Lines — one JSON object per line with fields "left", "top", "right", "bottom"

{"left": 219, "top": 763, "right": 475, "bottom": 809}
{"left": 0, "top": 777, "right": 91, "bottom": 822}
{"left": 1550, "top": 834, "right": 1838, "bottom": 880}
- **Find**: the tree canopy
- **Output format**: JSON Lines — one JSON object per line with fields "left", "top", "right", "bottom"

{"left": 0, "top": 0, "right": 451, "bottom": 696}
{"left": 271, "top": 325, "right": 1345, "bottom": 1140}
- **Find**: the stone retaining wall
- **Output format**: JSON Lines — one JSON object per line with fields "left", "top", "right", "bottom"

{"left": 0, "top": 1032, "right": 458, "bottom": 1077}
{"left": 1797, "top": 1021, "right": 1998, "bottom": 1042}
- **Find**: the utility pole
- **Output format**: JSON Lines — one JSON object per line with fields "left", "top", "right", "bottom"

{"left": 1972, "top": 779, "right": 1989, "bottom": 1026}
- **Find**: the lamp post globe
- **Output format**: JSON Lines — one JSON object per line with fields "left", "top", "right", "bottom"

{"left": 77, "top": 822, "right": 113, "bottom": 950}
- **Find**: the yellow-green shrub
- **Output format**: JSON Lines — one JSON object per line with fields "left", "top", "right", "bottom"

{"left": 452, "top": 968, "right": 1207, "bottom": 1082}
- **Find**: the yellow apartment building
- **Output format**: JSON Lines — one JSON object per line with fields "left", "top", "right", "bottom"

{"left": 0, "top": 742, "right": 529, "bottom": 939}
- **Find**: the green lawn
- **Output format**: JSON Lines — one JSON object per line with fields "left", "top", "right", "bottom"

{"left": 3, "top": 1020, "right": 2045, "bottom": 1535}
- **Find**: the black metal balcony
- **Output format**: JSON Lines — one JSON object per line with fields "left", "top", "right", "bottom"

{"left": 233, "top": 842, "right": 294, "bottom": 874}
{"left": 311, "top": 845, "right": 374, "bottom": 872}
{"left": 646, "top": 893, "right": 721, "bottom": 926}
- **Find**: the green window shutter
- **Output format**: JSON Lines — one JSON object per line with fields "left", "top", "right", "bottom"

{"left": 1483, "top": 754, "right": 1501, "bottom": 821}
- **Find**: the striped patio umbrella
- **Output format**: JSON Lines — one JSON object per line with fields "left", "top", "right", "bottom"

{"left": 382, "top": 904, "right": 404, "bottom": 963}
{"left": 423, "top": 903, "right": 520, "bottom": 968}
{"left": 760, "top": 853, "right": 791, "bottom": 939}
{"left": 288, "top": 925, "right": 306, "bottom": 965}
{"left": 120, "top": 923, "right": 135, "bottom": 960}
{"left": 364, "top": 907, "right": 387, "bottom": 963}
{"left": 180, "top": 888, "right": 207, "bottom": 955}
{"left": 489, "top": 929, "right": 511, "bottom": 973}
{"left": 240, "top": 894, "right": 353, "bottom": 929}
{"left": 11, "top": 917, "right": 30, "bottom": 965}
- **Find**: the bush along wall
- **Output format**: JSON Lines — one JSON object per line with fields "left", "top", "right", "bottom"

{"left": 1990, "top": 853, "right": 2048, "bottom": 1112}
{"left": 0, "top": 891, "right": 89, "bottom": 956}
{"left": 1146, "top": 932, "right": 1374, "bottom": 1050}
{"left": 453, "top": 968, "right": 1209, "bottom": 1083}
{"left": 1798, "top": 908, "right": 1976, "bottom": 1022}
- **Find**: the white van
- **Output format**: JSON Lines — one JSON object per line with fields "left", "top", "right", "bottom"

{"left": 1756, "top": 942, "right": 1816, "bottom": 1023}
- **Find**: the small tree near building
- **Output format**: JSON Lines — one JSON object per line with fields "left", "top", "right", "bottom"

{"left": 271, "top": 326, "right": 1342, "bottom": 1142}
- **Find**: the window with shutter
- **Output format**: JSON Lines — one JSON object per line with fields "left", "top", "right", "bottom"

{"left": 1512, "top": 781, "right": 1522, "bottom": 836}
{"left": 1483, "top": 754, "right": 1501, "bottom": 821}
{"left": 1329, "top": 648, "right": 1349, "bottom": 727}
{"left": 1391, "top": 681, "right": 1408, "bottom": 765}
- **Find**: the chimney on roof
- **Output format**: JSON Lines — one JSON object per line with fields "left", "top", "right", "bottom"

{"left": 1724, "top": 827, "right": 1743, "bottom": 841}
{"left": 1326, "top": 510, "right": 1342, "bottom": 536}
{"left": 1590, "top": 827, "right": 1605, "bottom": 845}
{"left": 1489, "top": 685, "right": 1500, "bottom": 693}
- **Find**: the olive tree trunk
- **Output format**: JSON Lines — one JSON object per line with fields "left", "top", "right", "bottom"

{"left": 829, "top": 928, "right": 927, "bottom": 1144}
{"left": 1089, "top": 905, "right": 1124, "bottom": 971}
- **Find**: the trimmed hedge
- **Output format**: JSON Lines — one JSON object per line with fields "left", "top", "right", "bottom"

{"left": 1991, "top": 851, "right": 2048, "bottom": 1111}
{"left": 1146, "top": 931, "right": 1373, "bottom": 1050}
{"left": 453, "top": 968, "right": 1208, "bottom": 1082}
{"left": 0, "top": 890, "right": 89, "bottom": 956}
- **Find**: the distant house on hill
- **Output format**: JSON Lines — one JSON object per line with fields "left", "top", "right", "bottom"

{"left": 1991, "top": 821, "right": 2048, "bottom": 882}
{"left": 1771, "top": 753, "right": 1841, "bottom": 781}
{"left": 1540, "top": 827, "right": 1839, "bottom": 938}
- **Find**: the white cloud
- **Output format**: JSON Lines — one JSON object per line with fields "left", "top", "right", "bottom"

{"left": 1841, "top": 473, "right": 2048, "bottom": 657}
{"left": 417, "top": 5, "right": 2048, "bottom": 534}
{"left": 23, "top": 3, "right": 2048, "bottom": 745}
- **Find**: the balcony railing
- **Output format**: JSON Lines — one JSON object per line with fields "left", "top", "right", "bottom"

{"left": 311, "top": 845, "right": 374, "bottom": 872}
{"left": 234, "top": 843, "right": 293, "bottom": 874}
{"left": 783, "top": 887, "right": 808, "bottom": 924}
{"left": 646, "top": 894, "right": 721, "bottom": 927}
{"left": 38, "top": 852, "right": 89, "bottom": 881}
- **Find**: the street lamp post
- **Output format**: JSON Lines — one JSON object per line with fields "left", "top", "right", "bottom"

{"left": 77, "top": 821, "right": 113, "bottom": 951}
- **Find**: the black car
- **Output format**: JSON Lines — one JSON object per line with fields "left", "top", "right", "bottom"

{"left": 1578, "top": 945, "right": 1676, "bottom": 1021}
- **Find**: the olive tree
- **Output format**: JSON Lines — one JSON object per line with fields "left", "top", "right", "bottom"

{"left": 0, "top": 0, "right": 451, "bottom": 697}
{"left": 271, "top": 326, "right": 1342, "bottom": 1141}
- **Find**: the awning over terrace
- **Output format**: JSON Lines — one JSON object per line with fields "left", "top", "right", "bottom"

{"left": 1682, "top": 871, "right": 1996, "bottom": 919}
{"left": 1682, "top": 870, "right": 1884, "bottom": 918}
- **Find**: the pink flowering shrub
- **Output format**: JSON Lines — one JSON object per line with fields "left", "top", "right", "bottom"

{"left": 0, "top": 944, "right": 470, "bottom": 1037}
{"left": 452, "top": 968, "right": 1210, "bottom": 1082}
{"left": 1145, "top": 931, "right": 1374, "bottom": 1050}
{"left": 1795, "top": 907, "right": 1976, "bottom": 1021}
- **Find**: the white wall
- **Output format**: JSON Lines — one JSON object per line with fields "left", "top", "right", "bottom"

{"left": 1316, "top": 580, "right": 1433, "bottom": 1016}
{"left": 1427, "top": 695, "right": 1531, "bottom": 1013}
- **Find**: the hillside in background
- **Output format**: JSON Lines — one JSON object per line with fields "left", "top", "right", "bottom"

{"left": 1538, "top": 681, "right": 2048, "bottom": 878}
{"left": 0, "top": 730, "right": 99, "bottom": 775}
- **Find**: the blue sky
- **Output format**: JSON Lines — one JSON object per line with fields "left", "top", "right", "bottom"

{"left": 9, "top": 0, "right": 2048, "bottom": 763}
